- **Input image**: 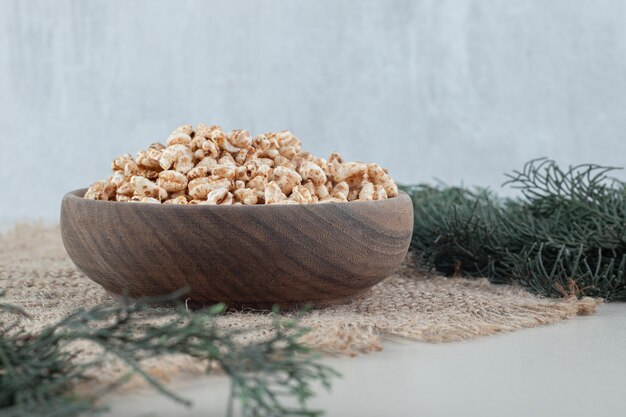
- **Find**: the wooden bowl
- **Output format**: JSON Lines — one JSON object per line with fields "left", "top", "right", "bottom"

{"left": 60, "top": 189, "right": 413, "bottom": 307}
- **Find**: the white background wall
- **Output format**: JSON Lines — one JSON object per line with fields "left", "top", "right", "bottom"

{"left": 2, "top": 0, "right": 626, "bottom": 225}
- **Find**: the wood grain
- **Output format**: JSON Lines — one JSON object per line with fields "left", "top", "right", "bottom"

{"left": 60, "top": 189, "right": 414, "bottom": 307}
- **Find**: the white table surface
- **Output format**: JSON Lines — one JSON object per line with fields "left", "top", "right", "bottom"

{"left": 99, "top": 303, "right": 626, "bottom": 417}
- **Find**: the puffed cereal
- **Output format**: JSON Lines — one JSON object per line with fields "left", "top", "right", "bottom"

{"left": 84, "top": 124, "right": 398, "bottom": 205}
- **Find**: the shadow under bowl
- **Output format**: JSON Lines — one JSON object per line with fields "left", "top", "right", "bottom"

{"left": 60, "top": 189, "right": 414, "bottom": 307}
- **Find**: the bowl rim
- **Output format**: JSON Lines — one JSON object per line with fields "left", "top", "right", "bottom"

{"left": 64, "top": 188, "right": 410, "bottom": 211}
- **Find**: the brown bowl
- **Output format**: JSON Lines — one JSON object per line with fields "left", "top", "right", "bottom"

{"left": 60, "top": 189, "right": 413, "bottom": 307}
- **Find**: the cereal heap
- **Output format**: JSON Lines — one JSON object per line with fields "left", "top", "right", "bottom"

{"left": 84, "top": 124, "right": 398, "bottom": 205}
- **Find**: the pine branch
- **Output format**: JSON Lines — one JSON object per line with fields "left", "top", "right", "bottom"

{"left": 403, "top": 158, "right": 626, "bottom": 301}
{"left": 0, "top": 291, "right": 339, "bottom": 417}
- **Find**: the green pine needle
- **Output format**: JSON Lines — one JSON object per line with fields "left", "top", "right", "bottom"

{"left": 403, "top": 158, "right": 626, "bottom": 301}
{"left": 0, "top": 290, "right": 339, "bottom": 417}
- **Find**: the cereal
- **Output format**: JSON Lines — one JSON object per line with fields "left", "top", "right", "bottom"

{"left": 330, "top": 181, "right": 349, "bottom": 201}
{"left": 116, "top": 182, "right": 134, "bottom": 197}
{"left": 315, "top": 183, "right": 330, "bottom": 200}
{"left": 171, "top": 124, "right": 193, "bottom": 136}
{"left": 331, "top": 162, "right": 368, "bottom": 187}
{"left": 124, "top": 160, "right": 142, "bottom": 178}
{"left": 233, "top": 187, "right": 258, "bottom": 205}
{"left": 163, "top": 195, "right": 188, "bottom": 205}
{"left": 201, "top": 140, "right": 220, "bottom": 159}
{"left": 298, "top": 161, "right": 327, "bottom": 185}
{"left": 358, "top": 181, "right": 375, "bottom": 201}
{"left": 206, "top": 187, "right": 233, "bottom": 205}
{"left": 84, "top": 179, "right": 115, "bottom": 200}
{"left": 84, "top": 124, "right": 398, "bottom": 205}
{"left": 110, "top": 170, "right": 126, "bottom": 188}
{"left": 211, "top": 165, "right": 236, "bottom": 180}
{"left": 112, "top": 154, "right": 134, "bottom": 171}
{"left": 289, "top": 185, "right": 315, "bottom": 204}
{"left": 265, "top": 181, "right": 287, "bottom": 204}
{"left": 159, "top": 144, "right": 194, "bottom": 174}
{"left": 273, "top": 166, "right": 302, "bottom": 195}
{"left": 157, "top": 170, "right": 188, "bottom": 193}
{"left": 186, "top": 165, "right": 210, "bottom": 180}
{"left": 166, "top": 132, "right": 192, "bottom": 147}
{"left": 368, "top": 163, "right": 398, "bottom": 198}
{"left": 373, "top": 184, "right": 388, "bottom": 200}
{"left": 136, "top": 149, "right": 162, "bottom": 170}
{"left": 131, "top": 176, "right": 167, "bottom": 201}
{"left": 130, "top": 196, "right": 161, "bottom": 204}
{"left": 229, "top": 129, "right": 252, "bottom": 149}
{"left": 188, "top": 177, "right": 232, "bottom": 200}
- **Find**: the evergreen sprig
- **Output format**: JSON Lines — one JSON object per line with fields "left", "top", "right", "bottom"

{"left": 403, "top": 158, "right": 626, "bottom": 301}
{"left": 0, "top": 290, "right": 339, "bottom": 417}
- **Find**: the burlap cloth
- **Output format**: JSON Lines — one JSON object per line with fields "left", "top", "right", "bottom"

{"left": 0, "top": 224, "right": 600, "bottom": 385}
